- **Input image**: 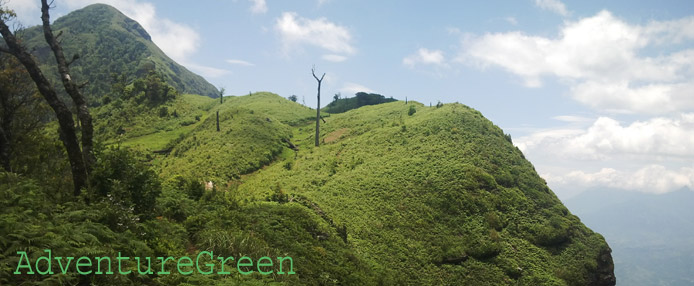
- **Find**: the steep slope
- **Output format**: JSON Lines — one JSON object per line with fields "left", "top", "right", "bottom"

{"left": 233, "top": 101, "right": 616, "bottom": 285}
{"left": 2, "top": 90, "right": 615, "bottom": 285}
{"left": 159, "top": 92, "right": 315, "bottom": 183}
{"left": 18, "top": 3, "right": 218, "bottom": 101}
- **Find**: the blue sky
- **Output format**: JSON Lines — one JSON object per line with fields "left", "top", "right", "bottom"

{"left": 7, "top": 0, "right": 694, "bottom": 199}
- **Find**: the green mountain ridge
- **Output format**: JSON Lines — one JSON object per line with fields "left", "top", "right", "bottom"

{"left": 0, "top": 3, "right": 616, "bottom": 285}
{"left": 87, "top": 89, "right": 615, "bottom": 284}
{"left": 18, "top": 3, "right": 218, "bottom": 102}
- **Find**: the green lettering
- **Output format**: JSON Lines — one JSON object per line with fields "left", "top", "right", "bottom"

{"left": 117, "top": 252, "right": 131, "bottom": 275}
{"left": 95, "top": 257, "right": 113, "bottom": 274}
{"left": 14, "top": 251, "right": 34, "bottom": 274}
{"left": 237, "top": 256, "right": 254, "bottom": 275}
{"left": 158, "top": 256, "right": 174, "bottom": 274}
{"left": 55, "top": 257, "right": 74, "bottom": 274}
{"left": 135, "top": 257, "right": 153, "bottom": 275}
{"left": 216, "top": 255, "right": 234, "bottom": 274}
{"left": 177, "top": 256, "right": 193, "bottom": 275}
{"left": 76, "top": 257, "right": 92, "bottom": 275}
{"left": 277, "top": 256, "right": 295, "bottom": 275}
{"left": 36, "top": 249, "right": 53, "bottom": 275}
{"left": 196, "top": 251, "right": 214, "bottom": 275}
{"left": 256, "top": 256, "right": 273, "bottom": 275}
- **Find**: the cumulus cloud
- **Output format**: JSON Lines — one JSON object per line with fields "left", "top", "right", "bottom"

{"left": 226, "top": 59, "right": 255, "bottom": 66}
{"left": 403, "top": 48, "right": 446, "bottom": 68}
{"left": 275, "top": 12, "right": 355, "bottom": 59}
{"left": 534, "top": 0, "right": 569, "bottom": 16}
{"left": 544, "top": 165, "right": 694, "bottom": 194}
{"left": 516, "top": 114, "right": 694, "bottom": 194}
{"left": 517, "top": 114, "right": 694, "bottom": 160}
{"left": 340, "top": 82, "right": 375, "bottom": 95}
{"left": 461, "top": 10, "right": 694, "bottom": 114}
{"left": 4, "top": 0, "right": 39, "bottom": 25}
{"left": 249, "top": 0, "right": 267, "bottom": 14}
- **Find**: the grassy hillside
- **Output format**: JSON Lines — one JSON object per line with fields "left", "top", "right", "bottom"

{"left": 235, "top": 101, "right": 614, "bottom": 285}
{"left": 18, "top": 3, "right": 218, "bottom": 102}
{"left": 1, "top": 87, "right": 614, "bottom": 285}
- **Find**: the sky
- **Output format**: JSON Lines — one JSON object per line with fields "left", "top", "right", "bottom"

{"left": 6, "top": 0, "right": 694, "bottom": 199}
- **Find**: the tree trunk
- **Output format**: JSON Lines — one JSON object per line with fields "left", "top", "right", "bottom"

{"left": 0, "top": 13, "right": 87, "bottom": 195}
{"left": 0, "top": 124, "right": 10, "bottom": 172}
{"left": 0, "top": 85, "right": 12, "bottom": 172}
{"left": 312, "top": 67, "right": 325, "bottom": 147}
{"left": 216, "top": 110, "right": 220, "bottom": 132}
{"left": 41, "top": 0, "right": 95, "bottom": 173}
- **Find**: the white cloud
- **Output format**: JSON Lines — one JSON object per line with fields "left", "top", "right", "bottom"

{"left": 403, "top": 48, "right": 446, "bottom": 68}
{"left": 226, "top": 59, "right": 255, "bottom": 66}
{"left": 322, "top": 54, "right": 347, "bottom": 62}
{"left": 544, "top": 165, "right": 694, "bottom": 194}
{"left": 275, "top": 12, "right": 355, "bottom": 59}
{"left": 185, "top": 63, "right": 230, "bottom": 78}
{"left": 249, "top": 0, "right": 267, "bottom": 14}
{"left": 517, "top": 114, "right": 694, "bottom": 160}
{"left": 505, "top": 17, "right": 518, "bottom": 25}
{"left": 534, "top": 0, "right": 568, "bottom": 16}
{"left": 340, "top": 82, "right": 375, "bottom": 95}
{"left": 516, "top": 114, "right": 694, "bottom": 194}
{"left": 4, "top": 0, "right": 39, "bottom": 25}
{"left": 461, "top": 10, "right": 694, "bottom": 114}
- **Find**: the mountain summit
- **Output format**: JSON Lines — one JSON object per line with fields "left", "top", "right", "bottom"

{"left": 19, "top": 3, "right": 218, "bottom": 101}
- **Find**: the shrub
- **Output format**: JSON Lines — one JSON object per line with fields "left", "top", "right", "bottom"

{"left": 408, "top": 105, "right": 416, "bottom": 116}
{"left": 90, "top": 147, "right": 161, "bottom": 220}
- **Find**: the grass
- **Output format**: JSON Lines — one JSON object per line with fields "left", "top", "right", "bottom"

{"left": 48, "top": 92, "right": 611, "bottom": 285}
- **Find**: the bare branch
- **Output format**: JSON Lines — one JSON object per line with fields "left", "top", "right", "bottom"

{"left": 311, "top": 66, "right": 325, "bottom": 82}
{"left": 66, "top": 53, "right": 79, "bottom": 66}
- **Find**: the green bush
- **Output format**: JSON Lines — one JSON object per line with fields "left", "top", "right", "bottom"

{"left": 90, "top": 147, "right": 161, "bottom": 220}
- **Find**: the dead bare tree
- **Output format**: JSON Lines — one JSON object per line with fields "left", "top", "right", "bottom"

{"left": 312, "top": 66, "right": 325, "bottom": 147}
{"left": 0, "top": 1, "right": 92, "bottom": 195}
{"left": 217, "top": 87, "right": 224, "bottom": 132}
{"left": 40, "top": 0, "right": 94, "bottom": 172}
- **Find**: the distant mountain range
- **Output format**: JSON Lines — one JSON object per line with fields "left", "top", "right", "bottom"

{"left": 564, "top": 188, "right": 694, "bottom": 286}
{"left": 18, "top": 3, "right": 218, "bottom": 102}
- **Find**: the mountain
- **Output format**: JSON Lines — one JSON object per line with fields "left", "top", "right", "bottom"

{"left": 18, "top": 3, "right": 218, "bottom": 101}
{"left": 150, "top": 94, "right": 616, "bottom": 285}
{"left": 1, "top": 92, "right": 616, "bottom": 285}
{"left": 1, "top": 3, "right": 616, "bottom": 284}
{"left": 564, "top": 188, "right": 694, "bottom": 286}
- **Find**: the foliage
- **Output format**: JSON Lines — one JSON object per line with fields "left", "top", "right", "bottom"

{"left": 323, "top": 92, "right": 397, "bottom": 114}
{"left": 235, "top": 101, "right": 612, "bottom": 285}
{"left": 17, "top": 3, "right": 218, "bottom": 102}
{"left": 90, "top": 146, "right": 161, "bottom": 220}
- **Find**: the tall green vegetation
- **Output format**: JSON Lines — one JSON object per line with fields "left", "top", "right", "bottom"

{"left": 0, "top": 54, "right": 48, "bottom": 172}
{"left": 0, "top": 3, "right": 615, "bottom": 285}
{"left": 0, "top": 1, "right": 94, "bottom": 195}
{"left": 323, "top": 92, "right": 397, "bottom": 114}
{"left": 16, "top": 3, "right": 218, "bottom": 101}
